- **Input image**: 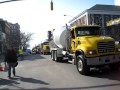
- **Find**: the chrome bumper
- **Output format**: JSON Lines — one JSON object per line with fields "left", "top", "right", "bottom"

{"left": 86, "top": 54, "right": 120, "bottom": 65}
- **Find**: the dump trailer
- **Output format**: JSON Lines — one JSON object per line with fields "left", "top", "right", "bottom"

{"left": 49, "top": 25, "right": 120, "bottom": 75}
{"left": 41, "top": 42, "right": 50, "bottom": 55}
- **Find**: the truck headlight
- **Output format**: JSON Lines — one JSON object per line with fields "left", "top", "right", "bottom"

{"left": 116, "top": 48, "right": 120, "bottom": 52}
{"left": 86, "top": 50, "right": 97, "bottom": 55}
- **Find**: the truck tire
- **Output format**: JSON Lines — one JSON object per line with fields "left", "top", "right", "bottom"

{"left": 109, "top": 63, "right": 120, "bottom": 71}
{"left": 51, "top": 51, "right": 55, "bottom": 61}
{"left": 76, "top": 55, "right": 90, "bottom": 75}
{"left": 54, "top": 50, "right": 59, "bottom": 62}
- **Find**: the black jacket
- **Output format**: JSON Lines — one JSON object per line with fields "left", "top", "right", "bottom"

{"left": 4, "top": 49, "right": 18, "bottom": 63}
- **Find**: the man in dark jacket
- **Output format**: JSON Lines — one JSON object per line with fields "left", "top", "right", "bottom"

{"left": 4, "top": 47, "right": 18, "bottom": 79}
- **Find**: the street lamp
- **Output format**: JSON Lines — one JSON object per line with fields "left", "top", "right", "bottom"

{"left": 64, "top": 14, "right": 74, "bottom": 18}
{"left": 64, "top": 14, "right": 77, "bottom": 26}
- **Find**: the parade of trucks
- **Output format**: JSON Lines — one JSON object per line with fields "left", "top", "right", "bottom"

{"left": 49, "top": 25, "right": 120, "bottom": 75}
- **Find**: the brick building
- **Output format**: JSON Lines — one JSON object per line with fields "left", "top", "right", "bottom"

{"left": 9, "top": 23, "right": 20, "bottom": 50}
{"left": 0, "top": 19, "right": 20, "bottom": 54}
{"left": 0, "top": 19, "right": 11, "bottom": 54}
{"left": 0, "top": 19, "right": 6, "bottom": 54}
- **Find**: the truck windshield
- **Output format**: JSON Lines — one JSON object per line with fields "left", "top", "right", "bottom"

{"left": 76, "top": 27, "right": 101, "bottom": 36}
{"left": 43, "top": 42, "right": 49, "bottom": 45}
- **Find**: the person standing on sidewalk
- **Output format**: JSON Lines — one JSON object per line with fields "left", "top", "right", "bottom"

{"left": 4, "top": 47, "right": 18, "bottom": 79}
{"left": 18, "top": 49, "right": 24, "bottom": 60}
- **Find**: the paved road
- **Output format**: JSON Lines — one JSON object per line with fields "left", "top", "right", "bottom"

{"left": 0, "top": 54, "right": 120, "bottom": 90}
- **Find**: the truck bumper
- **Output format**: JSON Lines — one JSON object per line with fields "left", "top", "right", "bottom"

{"left": 86, "top": 54, "right": 120, "bottom": 66}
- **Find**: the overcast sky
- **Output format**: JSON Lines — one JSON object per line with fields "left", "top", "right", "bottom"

{"left": 0, "top": 0, "right": 114, "bottom": 49}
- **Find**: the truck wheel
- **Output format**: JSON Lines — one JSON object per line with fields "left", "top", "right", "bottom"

{"left": 54, "top": 51, "right": 59, "bottom": 62}
{"left": 76, "top": 55, "right": 90, "bottom": 75}
{"left": 109, "top": 63, "right": 120, "bottom": 71}
{"left": 51, "top": 51, "right": 55, "bottom": 61}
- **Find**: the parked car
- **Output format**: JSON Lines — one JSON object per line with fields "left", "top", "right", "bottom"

{"left": 24, "top": 49, "right": 31, "bottom": 55}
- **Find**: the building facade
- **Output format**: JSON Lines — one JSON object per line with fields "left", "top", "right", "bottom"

{"left": 0, "top": 19, "right": 21, "bottom": 54}
{"left": 106, "top": 17, "right": 120, "bottom": 41}
{"left": 0, "top": 19, "right": 11, "bottom": 54}
{"left": 9, "top": 23, "right": 20, "bottom": 50}
{"left": 69, "top": 4, "right": 120, "bottom": 29}
{"left": 0, "top": 19, "right": 6, "bottom": 54}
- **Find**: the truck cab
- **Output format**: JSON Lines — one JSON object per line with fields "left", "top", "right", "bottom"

{"left": 41, "top": 42, "right": 50, "bottom": 55}
{"left": 70, "top": 25, "right": 117, "bottom": 56}
{"left": 70, "top": 25, "right": 120, "bottom": 75}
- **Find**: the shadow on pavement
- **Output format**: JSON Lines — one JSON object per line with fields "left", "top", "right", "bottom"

{"left": 0, "top": 78, "right": 20, "bottom": 85}
{"left": 0, "top": 76, "right": 49, "bottom": 90}
{"left": 57, "top": 60, "right": 71, "bottom": 64}
{"left": 19, "top": 54, "right": 46, "bottom": 61}
{"left": 87, "top": 66, "right": 120, "bottom": 81}
{"left": 18, "top": 76, "right": 49, "bottom": 85}
{"left": 0, "top": 76, "right": 49, "bottom": 87}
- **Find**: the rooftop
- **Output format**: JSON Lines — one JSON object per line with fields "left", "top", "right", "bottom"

{"left": 89, "top": 4, "right": 120, "bottom": 11}
{"left": 69, "top": 4, "right": 120, "bottom": 23}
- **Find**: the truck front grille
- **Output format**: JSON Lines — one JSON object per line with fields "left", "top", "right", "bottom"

{"left": 97, "top": 41, "right": 115, "bottom": 53}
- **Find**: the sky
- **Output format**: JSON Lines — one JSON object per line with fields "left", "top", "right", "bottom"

{"left": 0, "top": 0, "right": 114, "bottom": 49}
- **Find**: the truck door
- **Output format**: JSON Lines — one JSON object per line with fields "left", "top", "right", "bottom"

{"left": 70, "top": 29, "right": 76, "bottom": 53}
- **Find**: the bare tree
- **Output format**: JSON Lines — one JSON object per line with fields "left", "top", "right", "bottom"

{"left": 20, "top": 32, "right": 33, "bottom": 50}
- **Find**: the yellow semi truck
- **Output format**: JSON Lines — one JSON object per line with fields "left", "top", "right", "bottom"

{"left": 49, "top": 25, "right": 120, "bottom": 75}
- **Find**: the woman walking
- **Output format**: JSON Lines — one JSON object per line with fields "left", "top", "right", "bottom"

{"left": 4, "top": 47, "right": 18, "bottom": 79}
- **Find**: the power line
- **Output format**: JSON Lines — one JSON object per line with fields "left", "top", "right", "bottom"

{"left": 0, "top": 0, "right": 23, "bottom": 4}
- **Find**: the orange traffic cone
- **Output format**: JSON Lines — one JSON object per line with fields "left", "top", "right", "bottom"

{"left": 0, "top": 63, "right": 4, "bottom": 71}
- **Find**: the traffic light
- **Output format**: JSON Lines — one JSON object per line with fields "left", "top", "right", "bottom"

{"left": 50, "top": 0, "right": 53, "bottom": 10}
